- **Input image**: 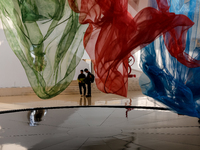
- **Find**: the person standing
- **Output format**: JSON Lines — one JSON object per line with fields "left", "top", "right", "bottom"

{"left": 77, "top": 70, "right": 86, "bottom": 96}
{"left": 84, "top": 68, "right": 94, "bottom": 97}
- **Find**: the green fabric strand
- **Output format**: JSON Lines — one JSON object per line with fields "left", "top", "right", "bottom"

{"left": 0, "top": 0, "right": 87, "bottom": 99}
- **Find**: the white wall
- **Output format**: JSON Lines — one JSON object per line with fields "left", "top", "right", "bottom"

{"left": 0, "top": 21, "right": 90, "bottom": 88}
{"left": 131, "top": 51, "right": 142, "bottom": 71}
{"left": 0, "top": 22, "right": 30, "bottom": 88}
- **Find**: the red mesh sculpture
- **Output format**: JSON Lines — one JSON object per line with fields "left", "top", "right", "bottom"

{"left": 68, "top": 0, "right": 194, "bottom": 97}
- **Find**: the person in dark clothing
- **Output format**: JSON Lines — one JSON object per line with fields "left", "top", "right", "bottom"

{"left": 77, "top": 70, "right": 86, "bottom": 96}
{"left": 84, "top": 68, "right": 93, "bottom": 97}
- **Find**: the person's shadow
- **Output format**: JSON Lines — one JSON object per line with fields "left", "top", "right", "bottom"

{"left": 80, "top": 96, "right": 91, "bottom": 106}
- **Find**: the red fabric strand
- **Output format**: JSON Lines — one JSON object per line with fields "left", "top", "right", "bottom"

{"left": 68, "top": 0, "right": 194, "bottom": 97}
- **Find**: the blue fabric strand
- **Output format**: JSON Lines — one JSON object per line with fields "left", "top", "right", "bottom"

{"left": 139, "top": 0, "right": 200, "bottom": 118}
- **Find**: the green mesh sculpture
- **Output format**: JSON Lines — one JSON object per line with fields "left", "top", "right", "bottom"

{"left": 0, "top": 0, "right": 86, "bottom": 98}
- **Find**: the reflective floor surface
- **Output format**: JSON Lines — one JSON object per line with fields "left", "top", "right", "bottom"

{"left": 0, "top": 91, "right": 166, "bottom": 112}
{"left": 0, "top": 91, "right": 199, "bottom": 150}
{"left": 0, "top": 107, "right": 200, "bottom": 150}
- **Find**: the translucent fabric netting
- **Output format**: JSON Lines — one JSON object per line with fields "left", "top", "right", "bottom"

{"left": 68, "top": 0, "right": 194, "bottom": 97}
{"left": 139, "top": 0, "right": 200, "bottom": 118}
{"left": 0, "top": 0, "right": 87, "bottom": 99}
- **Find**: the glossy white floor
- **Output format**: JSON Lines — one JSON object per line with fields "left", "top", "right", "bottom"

{"left": 0, "top": 91, "right": 199, "bottom": 150}
{"left": 0, "top": 91, "right": 165, "bottom": 112}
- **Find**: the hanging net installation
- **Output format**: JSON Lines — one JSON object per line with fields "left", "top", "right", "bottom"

{"left": 0, "top": 0, "right": 200, "bottom": 117}
{"left": 0, "top": 0, "right": 87, "bottom": 98}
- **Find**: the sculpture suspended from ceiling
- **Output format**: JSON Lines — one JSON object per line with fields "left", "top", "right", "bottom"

{"left": 0, "top": 0, "right": 87, "bottom": 98}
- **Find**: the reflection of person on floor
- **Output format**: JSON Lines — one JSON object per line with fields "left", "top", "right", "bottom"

{"left": 84, "top": 68, "right": 94, "bottom": 97}
{"left": 77, "top": 70, "right": 86, "bottom": 96}
{"left": 125, "top": 99, "right": 134, "bottom": 118}
{"left": 28, "top": 109, "right": 47, "bottom": 126}
{"left": 80, "top": 96, "right": 91, "bottom": 106}
{"left": 87, "top": 97, "right": 91, "bottom": 105}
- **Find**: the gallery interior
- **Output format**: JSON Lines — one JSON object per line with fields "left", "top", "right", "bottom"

{"left": 0, "top": 0, "right": 199, "bottom": 150}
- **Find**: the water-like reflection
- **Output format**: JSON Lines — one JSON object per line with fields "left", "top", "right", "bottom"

{"left": 28, "top": 109, "right": 47, "bottom": 126}
{"left": 125, "top": 99, "right": 134, "bottom": 118}
{"left": 80, "top": 96, "right": 92, "bottom": 106}
{"left": 0, "top": 107, "right": 199, "bottom": 149}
